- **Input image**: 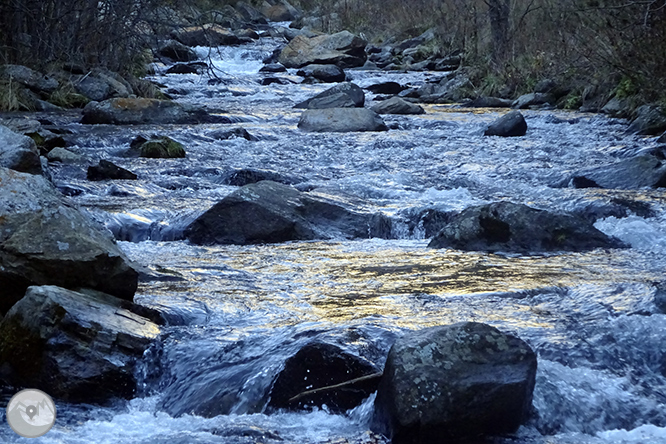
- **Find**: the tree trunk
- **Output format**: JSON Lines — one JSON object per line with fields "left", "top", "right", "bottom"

{"left": 485, "top": 0, "right": 511, "bottom": 63}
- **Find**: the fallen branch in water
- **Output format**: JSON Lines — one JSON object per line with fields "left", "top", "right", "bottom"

{"left": 288, "top": 372, "right": 383, "bottom": 404}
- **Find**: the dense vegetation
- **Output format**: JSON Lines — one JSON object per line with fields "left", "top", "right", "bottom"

{"left": 0, "top": 0, "right": 663, "bottom": 109}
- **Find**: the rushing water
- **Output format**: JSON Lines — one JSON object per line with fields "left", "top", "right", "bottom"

{"left": 2, "top": 35, "right": 666, "bottom": 443}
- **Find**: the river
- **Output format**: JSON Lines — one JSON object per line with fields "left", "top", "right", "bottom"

{"left": 2, "top": 35, "right": 666, "bottom": 443}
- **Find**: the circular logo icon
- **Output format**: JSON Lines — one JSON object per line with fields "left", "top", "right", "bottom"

{"left": 6, "top": 389, "right": 56, "bottom": 438}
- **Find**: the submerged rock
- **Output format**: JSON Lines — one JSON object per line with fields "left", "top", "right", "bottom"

{"left": 371, "top": 97, "right": 425, "bottom": 115}
{"left": 220, "top": 168, "right": 300, "bottom": 186}
{"left": 0, "top": 168, "right": 138, "bottom": 314}
{"left": 129, "top": 136, "right": 186, "bottom": 159}
{"left": 297, "top": 64, "right": 346, "bottom": 83}
{"left": 88, "top": 160, "right": 138, "bottom": 181}
{"left": 298, "top": 108, "right": 388, "bottom": 133}
{"left": 185, "top": 180, "right": 390, "bottom": 245}
{"left": 372, "top": 322, "right": 537, "bottom": 443}
{"left": 278, "top": 31, "right": 367, "bottom": 69}
{"left": 294, "top": 82, "right": 364, "bottom": 109}
{"left": 81, "top": 98, "right": 224, "bottom": 125}
{"left": 207, "top": 127, "right": 258, "bottom": 141}
{"left": 484, "top": 110, "right": 527, "bottom": 137}
{"left": 0, "top": 286, "right": 159, "bottom": 402}
{"left": 568, "top": 151, "right": 666, "bottom": 189}
{"left": 0, "top": 124, "right": 42, "bottom": 174}
{"left": 366, "top": 81, "right": 407, "bottom": 95}
{"left": 268, "top": 342, "right": 380, "bottom": 412}
{"left": 428, "top": 201, "right": 625, "bottom": 253}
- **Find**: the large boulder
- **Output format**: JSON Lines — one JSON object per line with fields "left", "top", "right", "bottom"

{"left": 297, "top": 64, "right": 346, "bottom": 83}
{"left": 172, "top": 24, "right": 242, "bottom": 47}
{"left": 627, "top": 105, "right": 666, "bottom": 135}
{"left": 484, "top": 110, "right": 528, "bottom": 137}
{"left": 298, "top": 108, "right": 388, "bottom": 132}
{"left": 0, "top": 286, "right": 159, "bottom": 402}
{"left": 372, "top": 323, "right": 537, "bottom": 443}
{"left": 268, "top": 342, "right": 380, "bottom": 412}
{"left": 185, "top": 180, "right": 390, "bottom": 245}
{"left": 278, "top": 31, "right": 367, "bottom": 69}
{"left": 157, "top": 40, "right": 199, "bottom": 62}
{"left": 427, "top": 201, "right": 625, "bottom": 253}
{"left": 0, "top": 65, "right": 59, "bottom": 94}
{"left": 371, "top": 97, "right": 425, "bottom": 115}
{"left": 81, "top": 98, "right": 223, "bottom": 125}
{"left": 87, "top": 160, "right": 138, "bottom": 181}
{"left": 0, "top": 168, "right": 139, "bottom": 314}
{"left": 0, "top": 125, "right": 42, "bottom": 174}
{"left": 73, "top": 69, "right": 133, "bottom": 102}
{"left": 294, "top": 82, "right": 365, "bottom": 109}
{"left": 567, "top": 151, "right": 666, "bottom": 189}
{"left": 512, "top": 92, "right": 555, "bottom": 109}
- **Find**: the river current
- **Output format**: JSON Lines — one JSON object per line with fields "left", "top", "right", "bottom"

{"left": 2, "top": 36, "right": 666, "bottom": 443}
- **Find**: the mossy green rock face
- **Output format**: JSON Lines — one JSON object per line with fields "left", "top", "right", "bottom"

{"left": 139, "top": 137, "right": 186, "bottom": 158}
{"left": 0, "top": 286, "right": 159, "bottom": 402}
{"left": 372, "top": 322, "right": 538, "bottom": 443}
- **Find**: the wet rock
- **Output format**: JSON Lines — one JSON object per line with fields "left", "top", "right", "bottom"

{"left": 128, "top": 136, "right": 186, "bottom": 159}
{"left": 484, "top": 111, "right": 528, "bottom": 137}
{"left": 46, "top": 147, "right": 88, "bottom": 164}
{"left": 0, "top": 125, "right": 42, "bottom": 174}
{"left": 366, "top": 81, "right": 407, "bottom": 95}
{"left": 278, "top": 31, "right": 367, "bottom": 69}
{"left": 601, "top": 96, "right": 631, "bottom": 118}
{"left": 298, "top": 108, "right": 388, "bottom": 133}
{"left": 185, "top": 180, "right": 390, "bottom": 245}
{"left": 294, "top": 82, "right": 365, "bottom": 109}
{"left": 0, "top": 64, "right": 59, "bottom": 94}
{"left": 81, "top": 98, "right": 223, "bottom": 125}
{"left": 0, "top": 285, "right": 159, "bottom": 402}
{"left": 465, "top": 97, "right": 513, "bottom": 108}
{"left": 157, "top": 40, "right": 199, "bottom": 62}
{"left": 72, "top": 69, "right": 133, "bottom": 102}
{"left": 568, "top": 152, "right": 666, "bottom": 189}
{"left": 220, "top": 168, "right": 300, "bottom": 186}
{"left": 627, "top": 105, "right": 666, "bottom": 135}
{"left": 172, "top": 24, "right": 242, "bottom": 47}
{"left": 268, "top": 342, "right": 380, "bottom": 412}
{"left": 259, "top": 63, "right": 287, "bottom": 73}
{"left": 371, "top": 97, "right": 425, "bottom": 115}
{"left": 88, "top": 160, "right": 138, "bottom": 181}
{"left": 512, "top": 92, "right": 556, "bottom": 109}
{"left": 658, "top": 132, "right": 666, "bottom": 143}
{"left": 166, "top": 62, "right": 208, "bottom": 75}
{"left": 297, "top": 64, "right": 346, "bottom": 83}
{"left": 417, "top": 72, "right": 474, "bottom": 103}
{"left": 263, "top": 0, "right": 300, "bottom": 21}
{"left": 261, "top": 77, "right": 293, "bottom": 86}
{"left": 235, "top": 1, "right": 267, "bottom": 23}
{"left": 427, "top": 201, "right": 626, "bottom": 253}
{"left": 372, "top": 322, "right": 537, "bottom": 443}
{"left": 0, "top": 168, "right": 139, "bottom": 313}
{"left": 207, "top": 127, "right": 258, "bottom": 141}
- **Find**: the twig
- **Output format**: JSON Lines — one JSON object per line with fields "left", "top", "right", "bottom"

{"left": 287, "top": 372, "right": 383, "bottom": 404}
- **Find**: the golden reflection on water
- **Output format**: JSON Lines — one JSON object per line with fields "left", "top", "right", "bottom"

{"left": 133, "top": 239, "right": 663, "bottom": 330}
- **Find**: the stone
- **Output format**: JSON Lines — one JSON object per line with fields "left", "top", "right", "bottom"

{"left": 130, "top": 136, "right": 186, "bottom": 159}
{"left": 268, "top": 342, "right": 380, "bottom": 412}
{"left": 235, "top": 1, "right": 267, "bottom": 23}
{"left": 185, "top": 180, "right": 390, "bottom": 245}
{"left": 465, "top": 97, "right": 513, "bottom": 108}
{"left": 601, "top": 96, "right": 630, "bottom": 118}
{"left": 166, "top": 62, "right": 207, "bottom": 75}
{"left": 371, "top": 97, "right": 425, "bottom": 115}
{"left": 0, "top": 168, "right": 139, "bottom": 314}
{"left": 207, "top": 127, "right": 258, "bottom": 141}
{"left": 484, "top": 110, "right": 528, "bottom": 137}
{"left": 568, "top": 151, "right": 666, "bottom": 189}
{"left": 172, "top": 24, "right": 242, "bottom": 47}
{"left": 295, "top": 82, "right": 365, "bottom": 109}
{"left": 73, "top": 69, "right": 133, "bottom": 102}
{"left": 0, "top": 65, "right": 59, "bottom": 94}
{"left": 88, "top": 160, "right": 138, "bottom": 181}
{"left": 298, "top": 108, "right": 388, "bottom": 133}
{"left": 0, "top": 286, "right": 159, "bottom": 402}
{"left": 366, "top": 82, "right": 407, "bottom": 95}
{"left": 0, "top": 124, "right": 42, "bottom": 174}
{"left": 157, "top": 40, "right": 199, "bottom": 62}
{"left": 372, "top": 322, "right": 537, "bottom": 443}
{"left": 81, "top": 98, "right": 224, "bottom": 125}
{"left": 512, "top": 92, "right": 555, "bottom": 109}
{"left": 627, "top": 105, "right": 666, "bottom": 135}
{"left": 46, "top": 147, "right": 88, "bottom": 164}
{"left": 263, "top": 1, "right": 300, "bottom": 22}
{"left": 220, "top": 168, "right": 301, "bottom": 186}
{"left": 260, "top": 63, "right": 287, "bottom": 73}
{"left": 278, "top": 31, "right": 367, "bottom": 69}
{"left": 297, "top": 64, "right": 346, "bottom": 83}
{"left": 427, "top": 201, "right": 626, "bottom": 253}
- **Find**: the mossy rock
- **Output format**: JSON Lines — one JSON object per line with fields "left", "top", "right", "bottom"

{"left": 139, "top": 137, "right": 186, "bottom": 159}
